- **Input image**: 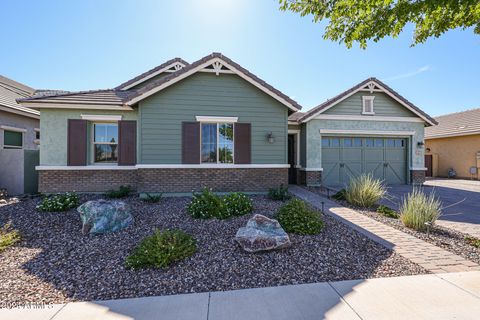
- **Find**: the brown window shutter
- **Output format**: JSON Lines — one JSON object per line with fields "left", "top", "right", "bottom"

{"left": 182, "top": 122, "right": 200, "bottom": 164}
{"left": 234, "top": 123, "right": 251, "bottom": 164}
{"left": 67, "top": 119, "right": 87, "bottom": 166}
{"left": 118, "top": 120, "right": 137, "bottom": 166}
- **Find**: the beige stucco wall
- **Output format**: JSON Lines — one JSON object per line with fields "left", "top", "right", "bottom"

{"left": 425, "top": 134, "right": 480, "bottom": 179}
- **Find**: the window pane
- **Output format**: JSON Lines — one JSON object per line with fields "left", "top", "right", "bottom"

{"left": 375, "top": 139, "right": 384, "bottom": 147}
{"left": 94, "top": 144, "right": 118, "bottom": 162}
{"left": 322, "top": 138, "right": 329, "bottom": 147}
{"left": 94, "top": 123, "right": 118, "bottom": 143}
{"left": 386, "top": 139, "right": 395, "bottom": 147}
{"left": 4, "top": 130, "right": 22, "bottom": 147}
{"left": 343, "top": 138, "right": 352, "bottom": 147}
{"left": 353, "top": 138, "right": 362, "bottom": 147}
{"left": 201, "top": 123, "right": 217, "bottom": 163}
{"left": 331, "top": 138, "right": 340, "bottom": 147}
{"left": 218, "top": 123, "right": 233, "bottom": 163}
{"left": 365, "top": 138, "right": 374, "bottom": 147}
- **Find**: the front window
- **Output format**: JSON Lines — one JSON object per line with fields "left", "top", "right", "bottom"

{"left": 3, "top": 130, "right": 23, "bottom": 149}
{"left": 201, "top": 123, "right": 234, "bottom": 163}
{"left": 93, "top": 123, "right": 118, "bottom": 163}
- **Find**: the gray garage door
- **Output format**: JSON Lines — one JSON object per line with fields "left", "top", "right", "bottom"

{"left": 322, "top": 136, "right": 407, "bottom": 186}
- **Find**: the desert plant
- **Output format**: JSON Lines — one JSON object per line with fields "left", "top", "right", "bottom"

{"left": 331, "top": 189, "right": 346, "bottom": 201}
{"left": 143, "top": 193, "right": 162, "bottom": 203}
{"left": 125, "top": 229, "right": 196, "bottom": 269}
{"left": 105, "top": 185, "right": 132, "bottom": 199}
{"left": 276, "top": 198, "right": 324, "bottom": 235}
{"left": 0, "top": 222, "right": 21, "bottom": 253}
{"left": 399, "top": 188, "right": 441, "bottom": 231}
{"left": 377, "top": 205, "right": 399, "bottom": 219}
{"left": 268, "top": 184, "right": 291, "bottom": 201}
{"left": 345, "top": 174, "right": 386, "bottom": 208}
{"left": 36, "top": 192, "right": 79, "bottom": 212}
{"left": 465, "top": 236, "right": 480, "bottom": 248}
{"left": 187, "top": 188, "right": 224, "bottom": 219}
{"left": 222, "top": 192, "right": 253, "bottom": 217}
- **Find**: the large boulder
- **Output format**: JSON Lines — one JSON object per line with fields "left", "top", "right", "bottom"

{"left": 235, "top": 214, "right": 291, "bottom": 252}
{"left": 77, "top": 200, "right": 134, "bottom": 234}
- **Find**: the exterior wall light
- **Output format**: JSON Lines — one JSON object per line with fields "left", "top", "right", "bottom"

{"left": 267, "top": 132, "right": 275, "bottom": 144}
{"left": 417, "top": 141, "right": 425, "bottom": 148}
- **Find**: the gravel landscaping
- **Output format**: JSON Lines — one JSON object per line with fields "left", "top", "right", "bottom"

{"left": 0, "top": 194, "right": 427, "bottom": 305}
{"left": 307, "top": 187, "right": 480, "bottom": 265}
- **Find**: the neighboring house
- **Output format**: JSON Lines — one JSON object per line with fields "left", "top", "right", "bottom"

{"left": 424, "top": 108, "right": 480, "bottom": 179}
{"left": 18, "top": 53, "right": 436, "bottom": 194}
{"left": 288, "top": 78, "right": 437, "bottom": 186}
{"left": 0, "top": 75, "right": 40, "bottom": 195}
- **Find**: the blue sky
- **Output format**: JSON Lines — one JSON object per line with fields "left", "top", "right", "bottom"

{"left": 1, "top": 0, "right": 479, "bottom": 116}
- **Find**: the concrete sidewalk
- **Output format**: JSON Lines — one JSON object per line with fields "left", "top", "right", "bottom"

{"left": 2, "top": 271, "right": 480, "bottom": 320}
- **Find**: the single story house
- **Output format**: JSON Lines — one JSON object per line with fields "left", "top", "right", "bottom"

{"left": 19, "top": 53, "right": 436, "bottom": 194}
{"left": 425, "top": 108, "right": 480, "bottom": 179}
{"left": 0, "top": 75, "right": 42, "bottom": 195}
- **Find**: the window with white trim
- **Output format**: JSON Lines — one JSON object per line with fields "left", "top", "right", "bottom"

{"left": 362, "top": 96, "right": 375, "bottom": 115}
{"left": 93, "top": 123, "right": 118, "bottom": 163}
{"left": 3, "top": 130, "right": 23, "bottom": 149}
{"left": 201, "top": 123, "right": 234, "bottom": 163}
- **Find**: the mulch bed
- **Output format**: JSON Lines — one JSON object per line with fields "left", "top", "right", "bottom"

{"left": 306, "top": 187, "right": 480, "bottom": 265}
{"left": 0, "top": 194, "right": 427, "bottom": 305}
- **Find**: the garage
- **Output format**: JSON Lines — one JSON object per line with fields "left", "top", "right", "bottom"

{"left": 322, "top": 136, "right": 408, "bottom": 186}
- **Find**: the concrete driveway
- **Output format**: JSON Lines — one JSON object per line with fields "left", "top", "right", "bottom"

{"left": 381, "top": 178, "right": 480, "bottom": 237}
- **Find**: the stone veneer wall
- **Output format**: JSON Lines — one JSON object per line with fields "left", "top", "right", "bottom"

{"left": 38, "top": 168, "right": 288, "bottom": 193}
{"left": 410, "top": 170, "right": 426, "bottom": 185}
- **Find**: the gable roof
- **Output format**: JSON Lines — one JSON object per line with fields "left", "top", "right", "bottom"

{"left": 0, "top": 75, "right": 39, "bottom": 119}
{"left": 115, "top": 57, "right": 189, "bottom": 90}
{"left": 425, "top": 108, "right": 480, "bottom": 139}
{"left": 19, "top": 53, "right": 302, "bottom": 113}
{"left": 298, "top": 77, "right": 437, "bottom": 126}
{"left": 124, "top": 53, "right": 301, "bottom": 112}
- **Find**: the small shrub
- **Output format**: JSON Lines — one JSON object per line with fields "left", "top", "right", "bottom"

{"left": 331, "top": 189, "right": 346, "bottom": 201}
{"left": 268, "top": 184, "right": 291, "bottom": 201}
{"left": 377, "top": 205, "right": 399, "bottom": 219}
{"left": 36, "top": 192, "right": 79, "bottom": 212}
{"left": 0, "top": 222, "right": 21, "bottom": 253}
{"left": 143, "top": 193, "right": 162, "bottom": 203}
{"left": 187, "top": 188, "right": 224, "bottom": 219}
{"left": 223, "top": 192, "right": 253, "bottom": 217}
{"left": 125, "top": 229, "right": 196, "bottom": 269}
{"left": 399, "top": 188, "right": 441, "bottom": 231}
{"left": 345, "top": 174, "right": 386, "bottom": 208}
{"left": 465, "top": 236, "right": 480, "bottom": 248}
{"left": 276, "top": 198, "right": 324, "bottom": 235}
{"left": 105, "top": 185, "right": 132, "bottom": 199}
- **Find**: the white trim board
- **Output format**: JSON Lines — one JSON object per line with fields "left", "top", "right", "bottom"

{"left": 127, "top": 57, "right": 300, "bottom": 112}
{"left": 314, "top": 114, "right": 425, "bottom": 123}
{"left": 302, "top": 80, "right": 435, "bottom": 126}
{"left": 195, "top": 116, "right": 238, "bottom": 123}
{"left": 319, "top": 129, "right": 416, "bottom": 136}
{"left": 0, "top": 125, "right": 27, "bottom": 133}
{"left": 410, "top": 167, "right": 428, "bottom": 171}
{"left": 300, "top": 168, "right": 324, "bottom": 171}
{"left": 0, "top": 105, "right": 40, "bottom": 119}
{"left": 36, "top": 164, "right": 291, "bottom": 170}
{"left": 81, "top": 114, "right": 123, "bottom": 121}
{"left": 120, "top": 61, "right": 187, "bottom": 90}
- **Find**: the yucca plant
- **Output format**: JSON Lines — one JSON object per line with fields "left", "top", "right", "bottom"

{"left": 399, "top": 188, "right": 441, "bottom": 231}
{"left": 345, "top": 174, "right": 386, "bottom": 208}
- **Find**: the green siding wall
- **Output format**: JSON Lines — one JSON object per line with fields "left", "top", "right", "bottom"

{"left": 324, "top": 92, "right": 416, "bottom": 117}
{"left": 40, "top": 109, "right": 137, "bottom": 165}
{"left": 139, "top": 73, "right": 288, "bottom": 164}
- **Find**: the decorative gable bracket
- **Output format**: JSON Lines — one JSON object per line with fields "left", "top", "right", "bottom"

{"left": 199, "top": 59, "right": 234, "bottom": 76}
{"left": 360, "top": 81, "right": 382, "bottom": 93}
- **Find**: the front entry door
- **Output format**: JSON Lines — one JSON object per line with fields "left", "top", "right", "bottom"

{"left": 425, "top": 154, "right": 433, "bottom": 177}
{"left": 288, "top": 134, "right": 296, "bottom": 184}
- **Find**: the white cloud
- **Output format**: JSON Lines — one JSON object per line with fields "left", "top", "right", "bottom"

{"left": 382, "top": 65, "right": 431, "bottom": 81}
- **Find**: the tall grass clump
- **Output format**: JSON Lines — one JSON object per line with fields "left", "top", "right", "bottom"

{"left": 399, "top": 188, "right": 441, "bottom": 231}
{"left": 345, "top": 174, "right": 386, "bottom": 208}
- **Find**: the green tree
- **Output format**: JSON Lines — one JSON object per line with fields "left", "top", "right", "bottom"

{"left": 279, "top": 0, "right": 480, "bottom": 48}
